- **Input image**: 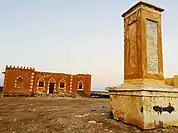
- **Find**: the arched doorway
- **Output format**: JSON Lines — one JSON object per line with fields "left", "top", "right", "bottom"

{"left": 77, "top": 80, "right": 84, "bottom": 90}
{"left": 48, "top": 78, "right": 56, "bottom": 94}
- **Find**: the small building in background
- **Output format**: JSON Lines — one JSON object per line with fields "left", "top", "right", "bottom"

{"left": 165, "top": 75, "right": 178, "bottom": 88}
{"left": 0, "top": 86, "right": 3, "bottom": 93}
{"left": 2, "top": 65, "right": 91, "bottom": 97}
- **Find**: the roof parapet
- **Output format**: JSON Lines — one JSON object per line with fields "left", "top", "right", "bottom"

{"left": 5, "top": 65, "right": 35, "bottom": 70}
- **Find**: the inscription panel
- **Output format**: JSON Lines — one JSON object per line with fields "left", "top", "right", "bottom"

{"left": 146, "top": 19, "right": 158, "bottom": 74}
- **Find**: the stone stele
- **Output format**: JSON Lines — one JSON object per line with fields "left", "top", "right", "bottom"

{"left": 106, "top": 1, "right": 178, "bottom": 129}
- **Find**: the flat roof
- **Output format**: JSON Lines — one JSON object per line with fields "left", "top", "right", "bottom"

{"left": 122, "top": 1, "right": 164, "bottom": 17}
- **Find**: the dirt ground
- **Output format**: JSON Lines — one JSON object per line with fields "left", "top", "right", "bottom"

{"left": 0, "top": 97, "right": 178, "bottom": 133}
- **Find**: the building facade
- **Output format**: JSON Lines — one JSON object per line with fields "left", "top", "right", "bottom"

{"left": 3, "top": 65, "right": 91, "bottom": 97}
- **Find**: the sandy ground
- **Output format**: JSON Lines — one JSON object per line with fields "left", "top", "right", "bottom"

{"left": 0, "top": 97, "right": 178, "bottom": 133}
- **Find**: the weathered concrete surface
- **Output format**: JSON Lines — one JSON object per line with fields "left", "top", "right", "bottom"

{"left": 165, "top": 75, "right": 178, "bottom": 88}
{"left": 122, "top": 1, "right": 164, "bottom": 81}
{"left": 107, "top": 84, "right": 178, "bottom": 129}
{"left": 106, "top": 1, "right": 178, "bottom": 130}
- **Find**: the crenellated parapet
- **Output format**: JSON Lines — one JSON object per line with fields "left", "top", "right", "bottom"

{"left": 75, "top": 74, "right": 91, "bottom": 76}
{"left": 6, "top": 65, "right": 35, "bottom": 71}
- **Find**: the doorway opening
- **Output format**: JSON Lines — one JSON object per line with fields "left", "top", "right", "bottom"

{"left": 49, "top": 83, "right": 55, "bottom": 94}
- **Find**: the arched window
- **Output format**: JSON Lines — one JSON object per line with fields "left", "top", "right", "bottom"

{"left": 59, "top": 79, "right": 66, "bottom": 93}
{"left": 37, "top": 77, "right": 45, "bottom": 88}
{"left": 77, "top": 81, "right": 84, "bottom": 90}
{"left": 37, "top": 77, "right": 46, "bottom": 93}
{"left": 38, "top": 81, "right": 44, "bottom": 87}
{"left": 59, "top": 79, "right": 66, "bottom": 89}
{"left": 60, "top": 82, "right": 65, "bottom": 88}
{"left": 15, "top": 76, "right": 24, "bottom": 89}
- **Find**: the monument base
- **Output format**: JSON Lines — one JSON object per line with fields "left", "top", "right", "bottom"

{"left": 106, "top": 83, "right": 178, "bottom": 129}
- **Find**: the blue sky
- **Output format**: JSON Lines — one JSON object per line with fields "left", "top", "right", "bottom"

{"left": 0, "top": 0, "right": 178, "bottom": 90}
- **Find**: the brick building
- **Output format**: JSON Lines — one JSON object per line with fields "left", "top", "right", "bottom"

{"left": 2, "top": 65, "right": 91, "bottom": 97}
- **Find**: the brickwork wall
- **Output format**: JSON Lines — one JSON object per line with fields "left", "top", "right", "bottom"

{"left": 3, "top": 65, "right": 91, "bottom": 97}
{"left": 3, "top": 65, "right": 35, "bottom": 95}
{"left": 33, "top": 72, "right": 70, "bottom": 94}
{"left": 72, "top": 74, "right": 91, "bottom": 96}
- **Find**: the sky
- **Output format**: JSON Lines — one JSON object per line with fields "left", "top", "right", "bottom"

{"left": 0, "top": 0, "right": 178, "bottom": 90}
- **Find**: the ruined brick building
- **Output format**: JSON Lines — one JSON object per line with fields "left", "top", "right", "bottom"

{"left": 2, "top": 65, "right": 91, "bottom": 97}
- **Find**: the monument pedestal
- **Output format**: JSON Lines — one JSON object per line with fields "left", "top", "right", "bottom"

{"left": 107, "top": 82, "right": 178, "bottom": 129}
{"left": 106, "top": 1, "right": 178, "bottom": 129}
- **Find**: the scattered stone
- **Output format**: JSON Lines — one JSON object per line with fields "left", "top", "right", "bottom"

{"left": 90, "top": 108, "right": 96, "bottom": 111}
{"left": 32, "top": 108, "right": 36, "bottom": 111}
{"left": 88, "top": 121, "right": 96, "bottom": 124}
{"left": 75, "top": 114, "right": 88, "bottom": 118}
{"left": 98, "top": 123, "right": 103, "bottom": 126}
{"left": 2, "top": 97, "right": 178, "bottom": 133}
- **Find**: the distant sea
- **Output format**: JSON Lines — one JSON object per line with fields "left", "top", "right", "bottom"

{"left": 92, "top": 88, "right": 106, "bottom": 91}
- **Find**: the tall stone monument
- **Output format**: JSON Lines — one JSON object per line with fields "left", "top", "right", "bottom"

{"left": 106, "top": 1, "right": 178, "bottom": 129}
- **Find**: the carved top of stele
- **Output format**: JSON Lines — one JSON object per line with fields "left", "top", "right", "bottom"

{"left": 122, "top": 1, "right": 164, "bottom": 18}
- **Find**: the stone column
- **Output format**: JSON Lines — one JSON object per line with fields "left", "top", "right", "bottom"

{"left": 122, "top": 1, "right": 165, "bottom": 86}
{"left": 106, "top": 1, "right": 178, "bottom": 129}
